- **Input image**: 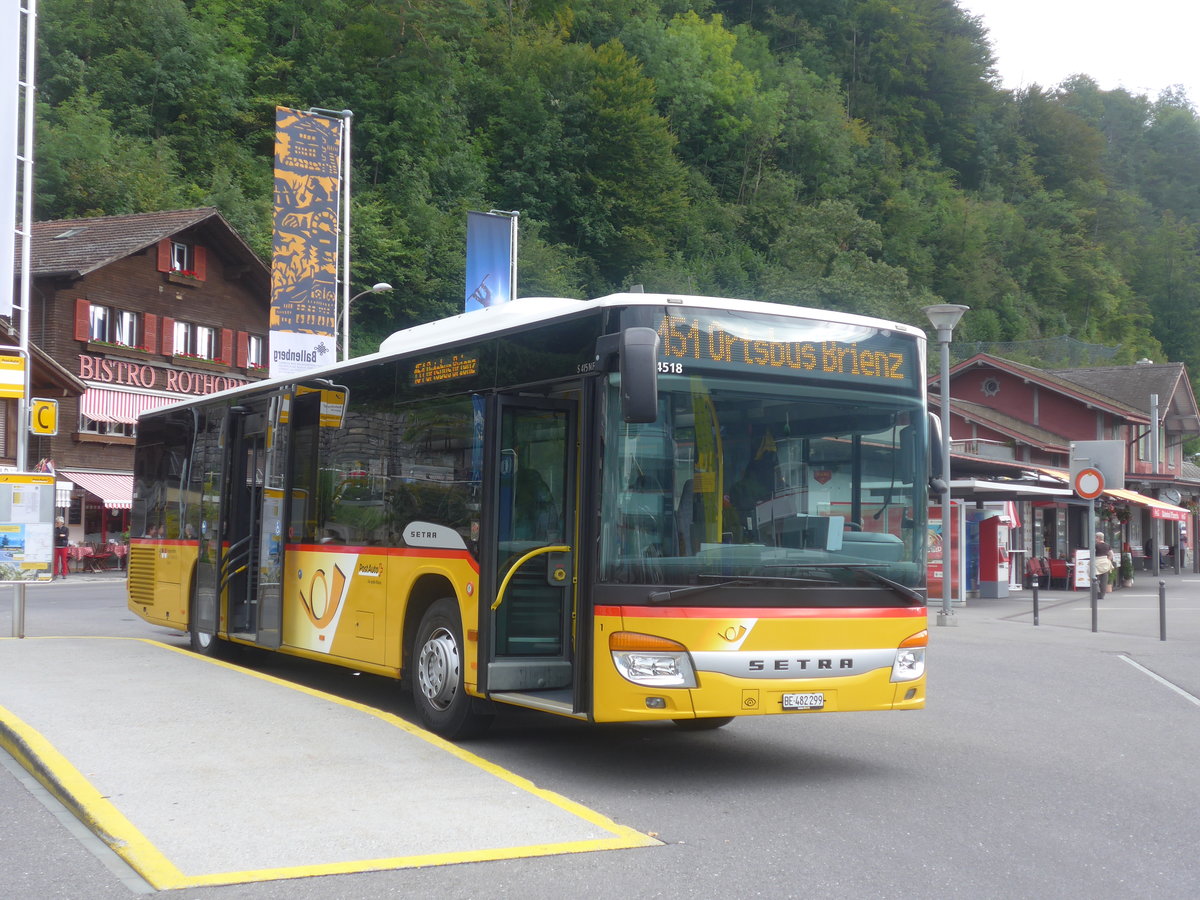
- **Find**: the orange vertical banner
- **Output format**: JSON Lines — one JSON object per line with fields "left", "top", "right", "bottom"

{"left": 270, "top": 107, "right": 342, "bottom": 378}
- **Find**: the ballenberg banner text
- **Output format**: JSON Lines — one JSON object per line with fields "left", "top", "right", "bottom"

{"left": 270, "top": 107, "right": 342, "bottom": 378}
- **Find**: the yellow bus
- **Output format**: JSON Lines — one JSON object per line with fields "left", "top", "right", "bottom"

{"left": 129, "top": 293, "right": 933, "bottom": 738}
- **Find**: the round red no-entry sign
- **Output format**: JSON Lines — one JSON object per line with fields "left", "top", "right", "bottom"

{"left": 1073, "top": 467, "right": 1105, "bottom": 499}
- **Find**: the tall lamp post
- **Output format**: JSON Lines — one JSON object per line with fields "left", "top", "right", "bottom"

{"left": 343, "top": 282, "right": 392, "bottom": 360}
{"left": 924, "top": 304, "right": 969, "bottom": 626}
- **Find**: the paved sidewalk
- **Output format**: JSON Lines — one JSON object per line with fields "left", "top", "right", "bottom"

{"left": 946, "top": 568, "right": 1200, "bottom": 643}
{"left": 0, "top": 636, "right": 656, "bottom": 891}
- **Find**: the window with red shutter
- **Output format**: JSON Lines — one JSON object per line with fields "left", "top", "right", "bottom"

{"left": 74, "top": 299, "right": 91, "bottom": 342}
{"left": 143, "top": 314, "right": 159, "bottom": 353}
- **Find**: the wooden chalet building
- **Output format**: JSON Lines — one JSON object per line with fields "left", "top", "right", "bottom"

{"left": 9, "top": 208, "right": 269, "bottom": 543}
{"left": 935, "top": 353, "right": 1200, "bottom": 573}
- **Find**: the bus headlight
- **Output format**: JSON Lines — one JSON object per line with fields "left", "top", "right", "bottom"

{"left": 891, "top": 629, "right": 928, "bottom": 682}
{"left": 609, "top": 632, "right": 698, "bottom": 688}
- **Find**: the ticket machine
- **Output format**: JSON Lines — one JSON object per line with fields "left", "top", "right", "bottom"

{"left": 978, "top": 514, "right": 1011, "bottom": 598}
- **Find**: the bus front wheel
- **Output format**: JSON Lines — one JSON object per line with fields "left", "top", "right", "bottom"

{"left": 412, "top": 598, "right": 493, "bottom": 739}
{"left": 188, "top": 590, "right": 222, "bottom": 657}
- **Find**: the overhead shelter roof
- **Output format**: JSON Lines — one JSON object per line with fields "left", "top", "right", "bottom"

{"left": 948, "top": 479, "right": 1072, "bottom": 503}
{"left": 946, "top": 452, "right": 1074, "bottom": 501}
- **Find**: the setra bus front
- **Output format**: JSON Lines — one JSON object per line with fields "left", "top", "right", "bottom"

{"left": 588, "top": 303, "right": 930, "bottom": 726}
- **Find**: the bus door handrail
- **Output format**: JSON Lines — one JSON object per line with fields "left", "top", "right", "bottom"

{"left": 218, "top": 533, "right": 253, "bottom": 595}
{"left": 491, "top": 544, "right": 571, "bottom": 611}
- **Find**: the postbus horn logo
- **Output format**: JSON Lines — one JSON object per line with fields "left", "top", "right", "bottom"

{"left": 300, "top": 565, "right": 348, "bottom": 628}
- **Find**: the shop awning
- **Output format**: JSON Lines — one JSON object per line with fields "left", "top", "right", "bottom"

{"left": 79, "top": 388, "right": 175, "bottom": 425}
{"left": 59, "top": 471, "right": 133, "bottom": 510}
{"left": 1103, "top": 488, "right": 1190, "bottom": 521}
{"left": 1032, "top": 467, "right": 1190, "bottom": 520}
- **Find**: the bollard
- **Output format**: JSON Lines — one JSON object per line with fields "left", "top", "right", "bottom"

{"left": 1159, "top": 579, "right": 1166, "bottom": 642}
{"left": 1031, "top": 575, "right": 1039, "bottom": 626}
{"left": 1091, "top": 575, "right": 1098, "bottom": 633}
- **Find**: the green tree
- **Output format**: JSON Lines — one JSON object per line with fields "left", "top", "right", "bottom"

{"left": 36, "top": 91, "right": 187, "bottom": 218}
{"left": 1137, "top": 213, "right": 1200, "bottom": 372}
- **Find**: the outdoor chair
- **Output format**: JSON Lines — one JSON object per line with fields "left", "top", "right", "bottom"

{"left": 1046, "top": 558, "right": 1069, "bottom": 589}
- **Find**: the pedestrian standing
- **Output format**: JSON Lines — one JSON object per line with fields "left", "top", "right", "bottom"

{"left": 1093, "top": 531, "right": 1113, "bottom": 596}
{"left": 53, "top": 516, "right": 70, "bottom": 578}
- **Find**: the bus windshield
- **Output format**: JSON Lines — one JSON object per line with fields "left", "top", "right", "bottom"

{"left": 599, "top": 373, "right": 927, "bottom": 592}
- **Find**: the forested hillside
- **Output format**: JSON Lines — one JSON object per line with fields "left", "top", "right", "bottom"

{"left": 33, "top": 0, "right": 1200, "bottom": 366}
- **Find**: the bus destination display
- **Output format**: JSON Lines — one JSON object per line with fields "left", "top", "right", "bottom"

{"left": 655, "top": 310, "right": 917, "bottom": 388}
{"left": 413, "top": 353, "right": 480, "bottom": 386}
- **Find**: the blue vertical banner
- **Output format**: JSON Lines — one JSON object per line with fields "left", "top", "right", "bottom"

{"left": 270, "top": 107, "right": 343, "bottom": 378}
{"left": 465, "top": 211, "right": 516, "bottom": 312}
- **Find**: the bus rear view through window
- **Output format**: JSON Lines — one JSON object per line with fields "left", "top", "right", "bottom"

{"left": 129, "top": 293, "right": 930, "bottom": 738}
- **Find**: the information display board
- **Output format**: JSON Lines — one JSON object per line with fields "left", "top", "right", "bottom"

{"left": 0, "top": 472, "right": 55, "bottom": 583}
{"left": 1073, "top": 548, "right": 1092, "bottom": 590}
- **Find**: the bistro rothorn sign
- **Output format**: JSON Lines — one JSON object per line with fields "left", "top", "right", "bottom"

{"left": 77, "top": 353, "right": 251, "bottom": 396}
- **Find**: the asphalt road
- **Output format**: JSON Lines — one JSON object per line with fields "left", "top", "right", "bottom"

{"left": 3, "top": 577, "right": 1199, "bottom": 899}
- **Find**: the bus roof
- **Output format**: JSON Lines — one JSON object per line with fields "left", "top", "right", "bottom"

{"left": 144, "top": 293, "right": 928, "bottom": 415}
{"left": 378, "top": 292, "right": 926, "bottom": 356}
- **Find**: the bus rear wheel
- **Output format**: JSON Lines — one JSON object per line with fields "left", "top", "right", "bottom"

{"left": 411, "top": 598, "right": 493, "bottom": 740}
{"left": 672, "top": 716, "right": 734, "bottom": 731}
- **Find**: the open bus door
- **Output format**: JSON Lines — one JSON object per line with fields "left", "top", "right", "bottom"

{"left": 219, "top": 403, "right": 266, "bottom": 641}
{"left": 483, "top": 396, "right": 579, "bottom": 711}
{"left": 201, "top": 394, "right": 287, "bottom": 649}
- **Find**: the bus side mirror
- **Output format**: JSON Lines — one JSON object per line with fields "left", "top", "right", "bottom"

{"left": 619, "top": 327, "right": 659, "bottom": 423}
{"left": 927, "top": 411, "right": 947, "bottom": 495}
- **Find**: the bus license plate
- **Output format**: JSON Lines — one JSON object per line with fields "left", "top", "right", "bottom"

{"left": 782, "top": 692, "right": 825, "bottom": 710}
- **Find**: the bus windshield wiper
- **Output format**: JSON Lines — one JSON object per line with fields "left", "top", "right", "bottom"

{"left": 777, "top": 564, "right": 924, "bottom": 602}
{"left": 646, "top": 574, "right": 832, "bottom": 604}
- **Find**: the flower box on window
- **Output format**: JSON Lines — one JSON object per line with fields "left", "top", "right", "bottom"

{"left": 166, "top": 270, "right": 202, "bottom": 287}
{"left": 171, "top": 354, "right": 229, "bottom": 372}
{"left": 87, "top": 340, "right": 154, "bottom": 355}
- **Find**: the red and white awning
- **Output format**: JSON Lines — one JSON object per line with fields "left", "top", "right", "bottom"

{"left": 1104, "top": 488, "right": 1190, "bottom": 522}
{"left": 79, "top": 388, "right": 176, "bottom": 424}
{"left": 60, "top": 471, "right": 134, "bottom": 510}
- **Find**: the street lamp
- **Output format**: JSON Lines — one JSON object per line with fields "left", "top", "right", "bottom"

{"left": 924, "top": 303, "right": 969, "bottom": 627}
{"left": 343, "top": 283, "right": 392, "bottom": 360}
